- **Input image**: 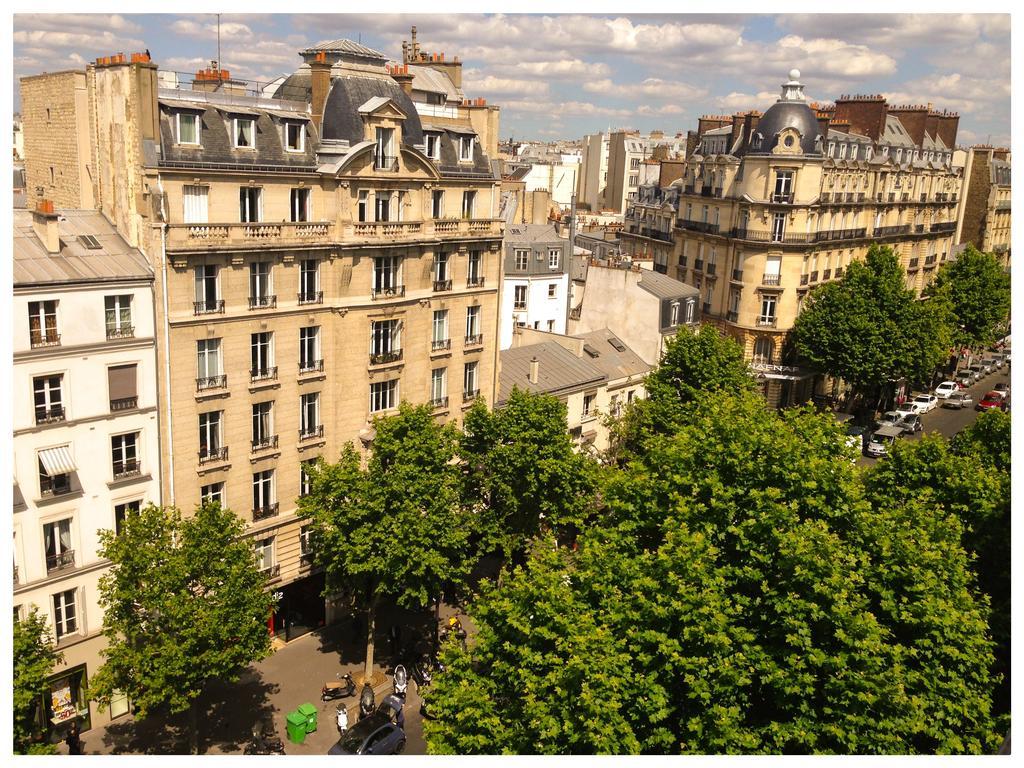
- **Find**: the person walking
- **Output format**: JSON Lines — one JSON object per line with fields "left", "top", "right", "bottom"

{"left": 65, "top": 721, "right": 83, "bottom": 755}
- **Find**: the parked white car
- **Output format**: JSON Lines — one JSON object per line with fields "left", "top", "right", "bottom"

{"left": 912, "top": 394, "right": 939, "bottom": 413}
{"left": 895, "top": 402, "right": 921, "bottom": 417}
{"left": 934, "top": 381, "right": 959, "bottom": 399}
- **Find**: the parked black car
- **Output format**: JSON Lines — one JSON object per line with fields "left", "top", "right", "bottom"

{"left": 327, "top": 710, "right": 406, "bottom": 755}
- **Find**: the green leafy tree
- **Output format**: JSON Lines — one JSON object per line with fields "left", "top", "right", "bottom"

{"left": 425, "top": 394, "right": 1001, "bottom": 754}
{"left": 14, "top": 608, "right": 64, "bottom": 754}
{"left": 926, "top": 244, "right": 1011, "bottom": 349}
{"left": 89, "top": 502, "right": 275, "bottom": 754}
{"left": 793, "top": 244, "right": 953, "bottom": 410}
{"left": 299, "top": 403, "right": 474, "bottom": 680}
{"left": 611, "top": 323, "right": 756, "bottom": 460}
{"left": 460, "top": 389, "right": 597, "bottom": 563}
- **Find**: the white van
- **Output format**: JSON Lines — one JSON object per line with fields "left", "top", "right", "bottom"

{"left": 865, "top": 424, "right": 904, "bottom": 458}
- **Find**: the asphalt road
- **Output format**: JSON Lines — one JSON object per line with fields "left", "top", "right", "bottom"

{"left": 858, "top": 365, "right": 1010, "bottom": 465}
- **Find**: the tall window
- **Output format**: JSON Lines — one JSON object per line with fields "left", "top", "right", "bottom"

{"left": 370, "top": 319, "right": 400, "bottom": 360}
{"left": 468, "top": 251, "right": 482, "bottom": 285}
{"left": 373, "top": 255, "right": 399, "bottom": 294}
{"left": 299, "top": 259, "right": 319, "bottom": 302}
{"left": 463, "top": 361, "right": 479, "bottom": 397}
{"left": 369, "top": 379, "right": 398, "bottom": 413}
{"left": 33, "top": 375, "right": 64, "bottom": 424}
{"left": 771, "top": 213, "right": 786, "bottom": 242}
{"left": 285, "top": 122, "right": 304, "bottom": 152}
{"left": 52, "top": 589, "right": 78, "bottom": 640}
{"left": 201, "top": 482, "right": 224, "bottom": 506}
{"left": 515, "top": 249, "right": 530, "bottom": 271}
{"left": 357, "top": 190, "right": 369, "bottom": 222}
{"left": 461, "top": 190, "right": 476, "bottom": 219}
{"left": 513, "top": 285, "right": 528, "bottom": 310}
{"left": 548, "top": 248, "right": 561, "bottom": 269}
{"left": 114, "top": 500, "right": 141, "bottom": 536}
{"left": 111, "top": 432, "right": 140, "bottom": 478}
{"left": 196, "top": 339, "right": 222, "bottom": 379}
{"left": 432, "top": 310, "right": 449, "bottom": 347}
{"left": 256, "top": 537, "right": 274, "bottom": 573}
{"left": 458, "top": 135, "right": 474, "bottom": 162}
{"left": 753, "top": 337, "right": 774, "bottom": 364}
{"left": 434, "top": 252, "right": 450, "bottom": 284}
{"left": 670, "top": 301, "right": 680, "bottom": 326}
{"left": 685, "top": 299, "right": 695, "bottom": 324}
{"left": 300, "top": 393, "right": 320, "bottom": 438}
{"left": 774, "top": 170, "right": 793, "bottom": 200}
{"left": 234, "top": 118, "right": 255, "bottom": 148}
{"left": 28, "top": 300, "right": 58, "bottom": 345}
{"left": 198, "top": 411, "right": 222, "bottom": 461}
{"left": 431, "top": 368, "right": 447, "bottom": 404}
{"left": 44, "top": 519, "right": 73, "bottom": 571}
{"left": 104, "top": 295, "right": 133, "bottom": 338}
{"left": 252, "top": 402, "right": 274, "bottom": 448}
{"left": 239, "top": 187, "right": 262, "bottom": 222}
{"left": 760, "top": 294, "right": 777, "bottom": 322}
{"left": 299, "top": 461, "right": 317, "bottom": 498}
{"left": 465, "top": 305, "right": 481, "bottom": 341}
{"left": 251, "top": 332, "right": 274, "bottom": 379}
{"left": 425, "top": 132, "right": 440, "bottom": 160}
{"left": 290, "top": 188, "right": 310, "bottom": 222}
{"left": 249, "top": 262, "right": 273, "bottom": 305}
{"left": 252, "top": 470, "right": 275, "bottom": 513}
{"left": 375, "top": 127, "right": 395, "bottom": 170}
{"left": 183, "top": 184, "right": 208, "bottom": 223}
{"left": 194, "top": 265, "right": 219, "bottom": 312}
{"left": 375, "top": 192, "right": 391, "bottom": 222}
{"left": 299, "top": 326, "right": 321, "bottom": 372}
{"left": 39, "top": 454, "right": 72, "bottom": 497}
{"left": 300, "top": 524, "right": 314, "bottom": 557}
{"left": 431, "top": 189, "right": 444, "bottom": 218}
{"left": 177, "top": 112, "right": 200, "bottom": 145}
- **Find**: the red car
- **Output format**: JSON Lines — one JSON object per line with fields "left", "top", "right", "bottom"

{"left": 977, "top": 391, "right": 1004, "bottom": 411}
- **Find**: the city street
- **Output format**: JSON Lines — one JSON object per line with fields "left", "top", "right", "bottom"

{"left": 858, "top": 365, "right": 1010, "bottom": 465}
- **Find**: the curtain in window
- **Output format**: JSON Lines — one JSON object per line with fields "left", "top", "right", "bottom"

{"left": 183, "top": 185, "right": 208, "bottom": 223}
{"left": 238, "top": 120, "right": 253, "bottom": 146}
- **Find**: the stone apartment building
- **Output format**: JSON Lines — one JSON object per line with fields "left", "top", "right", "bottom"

{"left": 19, "top": 37, "right": 503, "bottom": 642}
{"left": 13, "top": 204, "right": 161, "bottom": 740}
{"left": 578, "top": 130, "right": 686, "bottom": 214}
{"left": 500, "top": 223, "right": 571, "bottom": 348}
{"left": 670, "top": 70, "right": 963, "bottom": 407}
{"left": 954, "top": 145, "right": 1011, "bottom": 269}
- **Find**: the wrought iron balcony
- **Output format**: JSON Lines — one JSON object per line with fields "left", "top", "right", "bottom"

{"left": 299, "top": 424, "right": 324, "bottom": 441}
{"left": 196, "top": 375, "right": 227, "bottom": 392}
{"left": 299, "top": 359, "right": 324, "bottom": 374}
{"left": 731, "top": 269, "right": 744, "bottom": 281}
{"left": 110, "top": 396, "right": 138, "bottom": 412}
{"left": 771, "top": 192, "right": 794, "bottom": 204}
{"left": 756, "top": 316, "right": 778, "bottom": 327}
{"left": 678, "top": 255, "right": 688, "bottom": 267}
{"left": 194, "top": 299, "right": 225, "bottom": 315}
{"left": 908, "top": 257, "right": 920, "bottom": 270}
{"left": 705, "top": 262, "right": 717, "bottom": 276}
{"left": 823, "top": 269, "right": 832, "bottom": 280}
{"left": 198, "top": 446, "right": 228, "bottom": 465}
{"left": 30, "top": 331, "right": 61, "bottom": 348}
{"left": 678, "top": 220, "right": 720, "bottom": 235}
{"left": 371, "top": 285, "right": 406, "bottom": 300}
{"left": 693, "top": 259, "right": 704, "bottom": 271}
{"left": 35, "top": 406, "right": 66, "bottom": 425}
{"left": 248, "top": 295, "right": 277, "bottom": 310}
{"left": 113, "top": 460, "right": 142, "bottom": 481}
{"left": 431, "top": 339, "right": 451, "bottom": 352}
{"left": 433, "top": 279, "right": 453, "bottom": 292}
{"left": 464, "top": 334, "right": 483, "bottom": 347}
{"left": 930, "top": 221, "right": 957, "bottom": 233}
{"left": 430, "top": 396, "right": 449, "bottom": 410}
{"left": 873, "top": 224, "right": 911, "bottom": 237}
{"left": 46, "top": 550, "right": 75, "bottom": 572}
{"left": 374, "top": 154, "right": 399, "bottom": 171}
{"left": 106, "top": 325, "right": 135, "bottom": 340}
{"left": 809, "top": 271, "right": 819, "bottom": 283}
{"left": 261, "top": 564, "right": 281, "bottom": 579}
{"left": 834, "top": 267, "right": 844, "bottom": 278}
{"left": 467, "top": 275, "right": 486, "bottom": 288}
{"left": 251, "top": 435, "right": 279, "bottom": 452}
{"left": 369, "top": 349, "right": 403, "bottom": 366}
{"left": 253, "top": 504, "right": 279, "bottom": 522}
{"left": 463, "top": 388, "right": 481, "bottom": 400}
{"left": 250, "top": 367, "right": 278, "bottom": 383}
{"left": 800, "top": 274, "right": 809, "bottom": 285}
{"left": 726, "top": 310, "right": 739, "bottom": 323}
{"left": 297, "top": 291, "right": 323, "bottom": 305}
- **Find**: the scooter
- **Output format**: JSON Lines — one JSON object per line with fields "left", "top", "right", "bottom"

{"left": 393, "top": 664, "right": 408, "bottom": 699}
{"left": 321, "top": 672, "right": 356, "bottom": 702}
{"left": 359, "top": 683, "right": 375, "bottom": 720}
{"left": 244, "top": 724, "right": 286, "bottom": 755}
{"left": 411, "top": 653, "right": 434, "bottom": 687}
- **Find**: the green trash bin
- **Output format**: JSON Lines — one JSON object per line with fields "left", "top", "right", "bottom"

{"left": 297, "top": 702, "right": 318, "bottom": 734}
{"left": 286, "top": 711, "right": 308, "bottom": 744}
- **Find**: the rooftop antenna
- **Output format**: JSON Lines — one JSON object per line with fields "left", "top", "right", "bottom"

{"left": 216, "top": 13, "right": 221, "bottom": 72}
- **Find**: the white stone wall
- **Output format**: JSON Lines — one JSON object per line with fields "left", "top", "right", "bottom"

{"left": 500, "top": 273, "right": 570, "bottom": 349}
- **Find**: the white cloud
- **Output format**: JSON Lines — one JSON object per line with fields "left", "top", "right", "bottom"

{"left": 883, "top": 72, "right": 1010, "bottom": 116}
{"left": 169, "top": 19, "right": 254, "bottom": 41}
{"left": 462, "top": 74, "right": 550, "bottom": 98}
{"left": 583, "top": 78, "right": 707, "bottom": 102}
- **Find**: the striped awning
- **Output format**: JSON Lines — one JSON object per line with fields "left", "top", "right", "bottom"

{"left": 38, "top": 445, "right": 77, "bottom": 475}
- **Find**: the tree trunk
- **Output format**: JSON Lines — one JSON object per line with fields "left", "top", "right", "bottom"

{"left": 363, "top": 591, "right": 379, "bottom": 683}
{"left": 188, "top": 698, "right": 200, "bottom": 755}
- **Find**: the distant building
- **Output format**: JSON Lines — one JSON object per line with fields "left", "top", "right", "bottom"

{"left": 604, "top": 131, "right": 686, "bottom": 214}
{"left": 576, "top": 132, "right": 610, "bottom": 211}
{"left": 954, "top": 145, "right": 1011, "bottom": 269}
{"left": 500, "top": 223, "right": 571, "bottom": 348}
{"left": 13, "top": 203, "right": 160, "bottom": 740}
{"left": 14, "top": 112, "right": 24, "bottom": 160}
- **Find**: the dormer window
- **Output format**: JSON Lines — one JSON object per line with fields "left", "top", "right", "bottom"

{"left": 827, "top": 142, "right": 835, "bottom": 157}
{"left": 177, "top": 113, "right": 201, "bottom": 146}
{"left": 424, "top": 132, "right": 441, "bottom": 160}
{"left": 234, "top": 118, "right": 255, "bottom": 149}
{"left": 285, "top": 122, "right": 304, "bottom": 152}
{"left": 458, "top": 135, "right": 474, "bottom": 162}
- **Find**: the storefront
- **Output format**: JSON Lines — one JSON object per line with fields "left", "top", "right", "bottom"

{"left": 270, "top": 571, "right": 326, "bottom": 642}
{"left": 43, "top": 665, "right": 91, "bottom": 742}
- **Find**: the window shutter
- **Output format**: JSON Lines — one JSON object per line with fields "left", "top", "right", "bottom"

{"left": 108, "top": 364, "right": 137, "bottom": 401}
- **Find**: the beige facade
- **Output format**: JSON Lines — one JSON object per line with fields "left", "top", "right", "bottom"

{"left": 955, "top": 146, "right": 1011, "bottom": 268}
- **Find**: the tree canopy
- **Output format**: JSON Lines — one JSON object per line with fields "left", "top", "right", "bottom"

{"left": 89, "top": 502, "right": 275, "bottom": 753}
{"left": 926, "top": 244, "right": 1011, "bottom": 349}
{"left": 299, "top": 402, "right": 475, "bottom": 678}
{"left": 424, "top": 393, "right": 1001, "bottom": 754}
{"left": 14, "top": 608, "right": 64, "bottom": 754}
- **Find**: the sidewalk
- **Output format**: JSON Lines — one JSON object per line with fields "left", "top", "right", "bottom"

{"left": 67, "top": 601, "right": 461, "bottom": 755}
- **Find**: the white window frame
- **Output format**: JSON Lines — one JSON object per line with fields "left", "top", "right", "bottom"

{"left": 425, "top": 132, "right": 441, "bottom": 160}
{"left": 514, "top": 249, "right": 530, "bottom": 271}
{"left": 369, "top": 379, "right": 398, "bottom": 413}
{"left": 183, "top": 184, "right": 209, "bottom": 224}
{"left": 300, "top": 392, "right": 320, "bottom": 433}
{"left": 462, "top": 190, "right": 476, "bottom": 219}
{"left": 252, "top": 401, "right": 274, "bottom": 445}
{"left": 233, "top": 117, "right": 256, "bottom": 149}
{"left": 431, "top": 367, "right": 447, "bottom": 402}
{"left": 177, "top": 112, "right": 201, "bottom": 146}
{"left": 463, "top": 361, "right": 479, "bottom": 396}
{"left": 198, "top": 410, "right": 222, "bottom": 459}
{"left": 104, "top": 295, "right": 132, "bottom": 335}
{"left": 513, "top": 284, "right": 528, "bottom": 311}
{"left": 432, "top": 310, "right": 449, "bottom": 344}
{"left": 548, "top": 249, "right": 560, "bottom": 269}
{"left": 252, "top": 469, "right": 275, "bottom": 511}
{"left": 458, "top": 135, "right": 474, "bottom": 162}
{"left": 284, "top": 122, "right": 305, "bottom": 153}
{"left": 290, "top": 187, "right": 311, "bottom": 222}
{"left": 201, "top": 482, "right": 225, "bottom": 506}
{"left": 466, "top": 305, "right": 481, "bottom": 338}
{"left": 111, "top": 432, "right": 139, "bottom": 478}
{"left": 52, "top": 588, "right": 78, "bottom": 640}
{"left": 239, "top": 186, "right": 263, "bottom": 223}
{"left": 196, "top": 338, "right": 222, "bottom": 378}
{"left": 256, "top": 537, "right": 275, "bottom": 572}
{"left": 548, "top": 283, "right": 557, "bottom": 299}
{"left": 431, "top": 189, "right": 444, "bottom": 219}
{"left": 299, "top": 326, "right": 320, "bottom": 370}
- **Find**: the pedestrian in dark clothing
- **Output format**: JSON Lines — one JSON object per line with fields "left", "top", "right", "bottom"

{"left": 65, "top": 721, "right": 83, "bottom": 755}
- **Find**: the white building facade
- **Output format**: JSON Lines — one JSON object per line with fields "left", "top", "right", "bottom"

{"left": 500, "top": 224, "right": 571, "bottom": 349}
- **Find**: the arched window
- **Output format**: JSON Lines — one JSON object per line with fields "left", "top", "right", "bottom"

{"left": 753, "top": 337, "right": 774, "bottom": 365}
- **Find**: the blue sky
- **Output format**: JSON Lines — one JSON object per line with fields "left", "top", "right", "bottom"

{"left": 13, "top": 13, "right": 1010, "bottom": 146}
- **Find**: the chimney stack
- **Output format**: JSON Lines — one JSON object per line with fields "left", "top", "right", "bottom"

{"left": 529, "top": 356, "right": 539, "bottom": 385}
{"left": 32, "top": 199, "right": 61, "bottom": 254}
{"left": 309, "top": 51, "right": 332, "bottom": 133}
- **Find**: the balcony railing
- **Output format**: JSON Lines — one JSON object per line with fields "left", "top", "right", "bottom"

{"left": 35, "top": 406, "right": 66, "bottom": 425}
{"left": 46, "top": 550, "right": 75, "bottom": 572}
{"left": 260, "top": 563, "right": 282, "bottom": 579}
{"left": 198, "top": 446, "right": 228, "bottom": 465}
{"left": 30, "top": 331, "right": 61, "bottom": 348}
{"left": 731, "top": 269, "right": 744, "bottom": 282}
{"left": 299, "top": 359, "right": 324, "bottom": 374}
{"left": 371, "top": 285, "right": 405, "bottom": 300}
{"left": 762, "top": 274, "right": 781, "bottom": 286}
{"left": 914, "top": 224, "right": 925, "bottom": 234}
{"left": 705, "top": 262, "right": 717, "bottom": 276}
{"left": 167, "top": 221, "right": 332, "bottom": 250}
{"left": 194, "top": 299, "right": 225, "bottom": 315}
{"left": 248, "top": 295, "right": 277, "bottom": 310}
{"left": 467, "top": 275, "right": 486, "bottom": 288}
{"left": 431, "top": 339, "right": 451, "bottom": 352}
{"left": 106, "top": 325, "right": 135, "bottom": 340}
{"left": 925, "top": 254, "right": 937, "bottom": 266}
{"left": 112, "top": 459, "right": 142, "bottom": 481}
{"left": 110, "top": 396, "right": 138, "bottom": 412}
{"left": 299, "top": 424, "right": 324, "bottom": 441}
{"left": 297, "top": 291, "right": 323, "bottom": 305}
{"left": 771, "top": 192, "right": 794, "bottom": 204}
{"left": 250, "top": 366, "right": 278, "bottom": 383}
{"left": 756, "top": 316, "right": 778, "bottom": 327}
{"left": 251, "top": 435, "right": 279, "bottom": 452}
{"left": 873, "top": 224, "right": 911, "bottom": 237}
{"left": 930, "top": 221, "right": 957, "bottom": 233}
{"left": 813, "top": 228, "right": 867, "bottom": 243}
{"left": 465, "top": 334, "right": 484, "bottom": 347}
{"left": 374, "top": 154, "right": 399, "bottom": 171}
{"left": 800, "top": 274, "right": 809, "bottom": 285}
{"left": 430, "top": 396, "right": 449, "bottom": 410}
{"left": 253, "top": 504, "right": 279, "bottom": 522}
{"left": 40, "top": 475, "right": 72, "bottom": 497}
{"left": 196, "top": 375, "right": 227, "bottom": 392}
{"left": 732, "top": 228, "right": 812, "bottom": 244}
{"left": 678, "top": 255, "right": 688, "bottom": 267}
{"left": 908, "top": 257, "right": 920, "bottom": 270}
{"left": 726, "top": 310, "right": 739, "bottom": 322}
{"left": 678, "top": 220, "right": 720, "bottom": 235}
{"left": 693, "top": 259, "right": 705, "bottom": 271}
{"left": 433, "top": 279, "right": 453, "bottom": 292}
{"left": 463, "top": 388, "right": 481, "bottom": 400}
{"left": 834, "top": 267, "right": 844, "bottom": 278}
{"left": 355, "top": 221, "right": 424, "bottom": 238}
{"left": 369, "top": 350, "right": 403, "bottom": 365}
{"left": 823, "top": 269, "right": 832, "bottom": 280}
{"left": 809, "top": 271, "right": 819, "bottom": 283}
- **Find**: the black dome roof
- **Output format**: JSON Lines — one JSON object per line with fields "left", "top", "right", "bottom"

{"left": 746, "top": 70, "right": 822, "bottom": 156}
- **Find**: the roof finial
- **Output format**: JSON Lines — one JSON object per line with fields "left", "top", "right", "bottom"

{"left": 781, "top": 68, "right": 805, "bottom": 102}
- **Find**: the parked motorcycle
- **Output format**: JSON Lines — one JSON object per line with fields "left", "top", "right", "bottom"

{"left": 410, "top": 653, "right": 434, "bottom": 687}
{"left": 359, "top": 682, "right": 375, "bottom": 720}
{"left": 321, "top": 672, "right": 356, "bottom": 702}
{"left": 393, "top": 664, "right": 408, "bottom": 699}
{"left": 244, "top": 724, "right": 286, "bottom": 755}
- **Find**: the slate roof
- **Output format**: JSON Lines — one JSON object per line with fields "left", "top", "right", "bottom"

{"left": 504, "top": 223, "right": 561, "bottom": 244}
{"left": 882, "top": 115, "right": 916, "bottom": 148}
{"left": 13, "top": 209, "right": 153, "bottom": 286}
{"left": 299, "top": 39, "right": 387, "bottom": 61}
{"left": 320, "top": 74, "right": 424, "bottom": 146}
{"left": 638, "top": 269, "right": 699, "bottom": 300}
{"left": 572, "top": 329, "right": 651, "bottom": 382}
{"left": 408, "top": 65, "right": 463, "bottom": 100}
{"left": 498, "top": 341, "right": 606, "bottom": 405}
